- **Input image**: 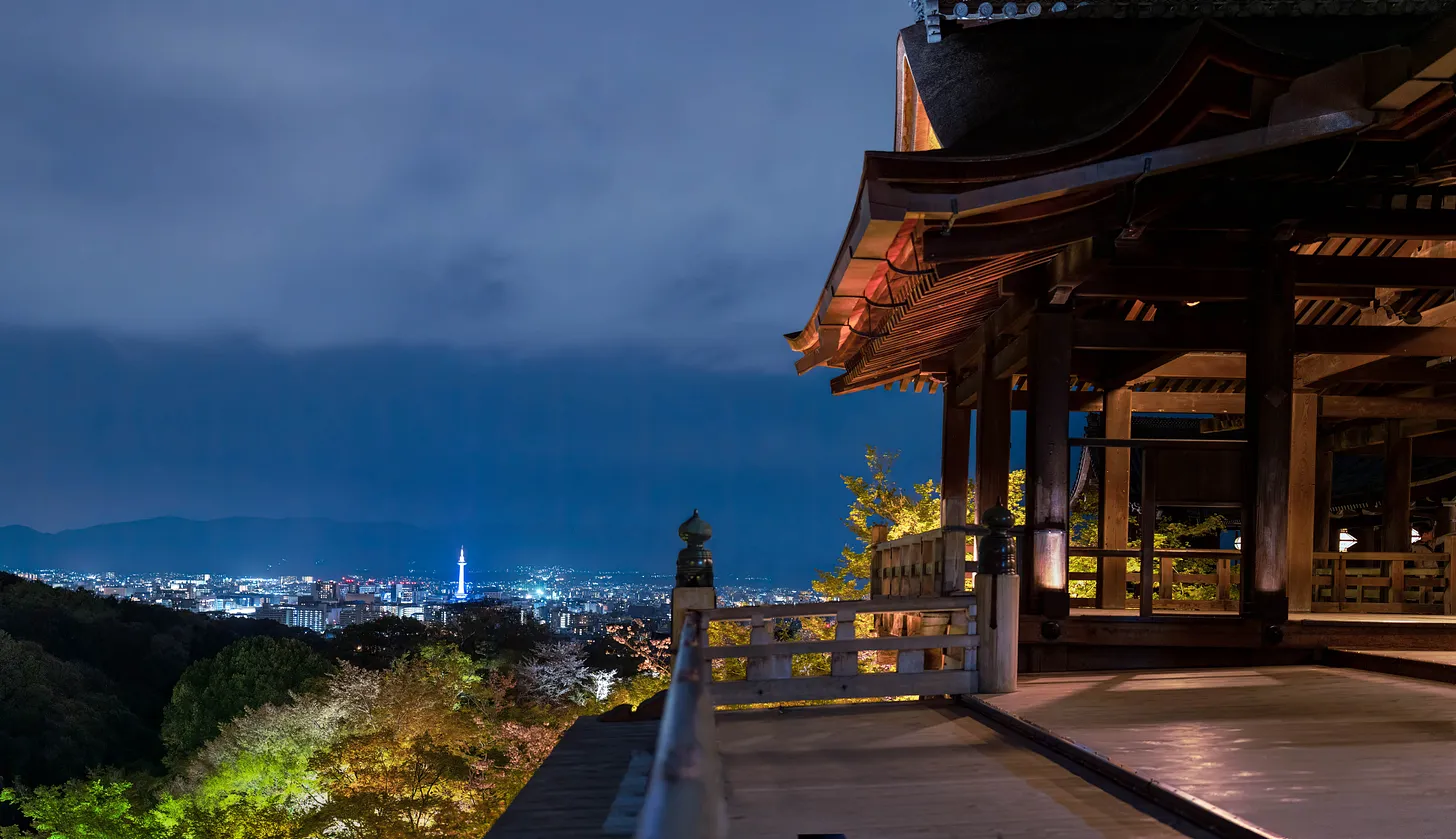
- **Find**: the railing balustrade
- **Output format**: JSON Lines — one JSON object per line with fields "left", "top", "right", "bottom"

{"left": 698, "top": 596, "right": 978, "bottom": 705}
{"left": 1312, "top": 551, "right": 1456, "bottom": 614}
{"left": 871, "top": 528, "right": 964, "bottom": 598}
{"left": 1069, "top": 547, "right": 1242, "bottom": 613}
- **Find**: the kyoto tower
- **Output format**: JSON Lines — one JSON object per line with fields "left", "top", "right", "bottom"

{"left": 455, "top": 547, "right": 467, "bottom": 600}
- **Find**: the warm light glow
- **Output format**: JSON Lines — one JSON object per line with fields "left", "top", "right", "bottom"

{"left": 1234, "top": 535, "right": 1241, "bottom": 551}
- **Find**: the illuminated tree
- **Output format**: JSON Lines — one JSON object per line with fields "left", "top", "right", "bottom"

{"left": 0, "top": 779, "right": 174, "bottom": 839}
{"left": 161, "top": 637, "right": 331, "bottom": 766}
{"left": 515, "top": 641, "right": 615, "bottom": 707}
{"left": 605, "top": 620, "right": 670, "bottom": 677}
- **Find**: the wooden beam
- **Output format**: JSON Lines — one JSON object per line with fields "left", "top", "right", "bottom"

{"left": 1075, "top": 266, "right": 1251, "bottom": 302}
{"left": 990, "top": 332, "right": 1030, "bottom": 380}
{"left": 1296, "top": 299, "right": 1456, "bottom": 385}
{"left": 1288, "top": 391, "right": 1318, "bottom": 613}
{"left": 922, "top": 198, "right": 1123, "bottom": 264}
{"left": 1026, "top": 310, "right": 1072, "bottom": 619}
{"left": 1327, "top": 419, "right": 1456, "bottom": 452}
{"left": 1077, "top": 319, "right": 1456, "bottom": 361}
{"left": 1297, "top": 325, "right": 1456, "bottom": 356}
{"left": 1141, "top": 353, "right": 1246, "bottom": 380}
{"left": 1098, "top": 389, "right": 1131, "bottom": 610}
{"left": 1323, "top": 396, "right": 1456, "bottom": 420}
{"left": 1288, "top": 255, "right": 1456, "bottom": 289}
{"left": 1383, "top": 423, "right": 1414, "bottom": 552}
{"left": 1073, "top": 318, "right": 1245, "bottom": 353}
{"left": 949, "top": 295, "right": 1037, "bottom": 407}
{"left": 1312, "top": 357, "right": 1456, "bottom": 385}
{"left": 1296, "top": 210, "right": 1456, "bottom": 241}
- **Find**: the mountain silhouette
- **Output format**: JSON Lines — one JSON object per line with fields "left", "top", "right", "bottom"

{"left": 0, "top": 516, "right": 468, "bottom": 579}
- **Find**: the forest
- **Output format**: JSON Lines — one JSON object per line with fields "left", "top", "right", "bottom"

{"left": 0, "top": 573, "right": 667, "bottom": 838}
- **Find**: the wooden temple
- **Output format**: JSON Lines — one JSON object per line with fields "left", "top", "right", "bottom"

{"left": 788, "top": 7, "right": 1456, "bottom": 667}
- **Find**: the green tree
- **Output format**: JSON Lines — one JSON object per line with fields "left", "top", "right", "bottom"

{"left": 326, "top": 615, "right": 448, "bottom": 671}
{"left": 0, "top": 632, "right": 150, "bottom": 786}
{"left": 0, "top": 779, "right": 175, "bottom": 839}
{"left": 305, "top": 646, "right": 508, "bottom": 838}
{"left": 813, "top": 446, "right": 942, "bottom": 602}
{"left": 161, "top": 637, "right": 332, "bottom": 766}
{"left": 167, "top": 665, "right": 382, "bottom": 839}
{"left": 451, "top": 606, "right": 551, "bottom": 667}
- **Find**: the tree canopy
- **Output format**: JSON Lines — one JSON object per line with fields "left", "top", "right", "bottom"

{"left": 161, "top": 637, "right": 332, "bottom": 765}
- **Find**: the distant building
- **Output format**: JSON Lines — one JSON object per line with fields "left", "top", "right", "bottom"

{"left": 254, "top": 605, "right": 290, "bottom": 625}
{"left": 291, "top": 605, "right": 326, "bottom": 633}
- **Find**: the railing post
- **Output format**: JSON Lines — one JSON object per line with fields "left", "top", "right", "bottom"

{"left": 869, "top": 523, "right": 890, "bottom": 648}
{"left": 973, "top": 506, "right": 1020, "bottom": 693}
{"left": 671, "top": 511, "right": 717, "bottom": 662}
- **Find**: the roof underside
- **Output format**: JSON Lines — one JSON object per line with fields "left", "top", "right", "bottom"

{"left": 788, "top": 12, "right": 1456, "bottom": 402}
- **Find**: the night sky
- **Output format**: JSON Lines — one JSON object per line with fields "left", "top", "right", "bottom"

{"left": 0, "top": 2, "right": 1029, "bottom": 583}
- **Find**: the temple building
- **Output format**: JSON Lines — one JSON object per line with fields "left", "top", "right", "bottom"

{"left": 787, "top": 5, "right": 1456, "bottom": 664}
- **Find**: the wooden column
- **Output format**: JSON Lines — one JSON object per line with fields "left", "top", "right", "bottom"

{"left": 1025, "top": 310, "right": 1072, "bottom": 618}
{"left": 1244, "top": 246, "right": 1294, "bottom": 624}
{"left": 941, "top": 367, "right": 972, "bottom": 589}
{"left": 1383, "top": 421, "right": 1414, "bottom": 552}
{"left": 1098, "top": 388, "right": 1131, "bottom": 609}
{"left": 1287, "top": 391, "right": 1318, "bottom": 612}
{"left": 1314, "top": 441, "right": 1335, "bottom": 553}
{"left": 975, "top": 350, "right": 1013, "bottom": 566}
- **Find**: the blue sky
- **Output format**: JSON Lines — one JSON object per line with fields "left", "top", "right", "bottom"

{"left": 0, "top": 2, "right": 1030, "bottom": 583}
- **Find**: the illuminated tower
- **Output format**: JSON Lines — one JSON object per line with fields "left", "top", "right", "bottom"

{"left": 455, "top": 547, "right": 467, "bottom": 600}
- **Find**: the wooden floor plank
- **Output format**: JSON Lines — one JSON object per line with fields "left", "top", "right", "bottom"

{"left": 983, "top": 666, "right": 1456, "bottom": 839}
{"left": 718, "top": 700, "right": 1197, "bottom": 839}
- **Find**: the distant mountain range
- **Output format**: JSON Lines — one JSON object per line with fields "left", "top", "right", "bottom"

{"left": 0, "top": 517, "right": 468, "bottom": 578}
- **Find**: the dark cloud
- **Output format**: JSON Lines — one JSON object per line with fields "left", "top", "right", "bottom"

{"left": 0, "top": 2, "right": 908, "bottom": 367}
{"left": 0, "top": 328, "right": 968, "bottom": 582}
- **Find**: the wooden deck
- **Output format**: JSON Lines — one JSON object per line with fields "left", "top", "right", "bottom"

{"left": 983, "top": 666, "right": 1456, "bottom": 839}
{"left": 718, "top": 699, "right": 1210, "bottom": 838}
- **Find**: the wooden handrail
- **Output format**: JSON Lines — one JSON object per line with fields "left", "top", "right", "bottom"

{"left": 636, "top": 611, "right": 725, "bottom": 839}
{"left": 1311, "top": 551, "right": 1455, "bottom": 615}
{"left": 1070, "top": 547, "right": 1242, "bottom": 558}
{"left": 701, "top": 595, "right": 975, "bottom": 622}
{"left": 705, "top": 633, "right": 978, "bottom": 659}
{"left": 1069, "top": 437, "right": 1246, "bottom": 451}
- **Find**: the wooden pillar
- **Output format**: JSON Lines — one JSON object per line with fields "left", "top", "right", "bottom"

{"left": 1098, "top": 388, "right": 1131, "bottom": 610}
{"left": 1383, "top": 421, "right": 1414, "bottom": 552}
{"left": 1025, "top": 310, "right": 1072, "bottom": 618}
{"left": 1244, "top": 246, "right": 1294, "bottom": 624}
{"left": 975, "top": 349, "right": 1012, "bottom": 568}
{"left": 1287, "top": 391, "right": 1318, "bottom": 612}
{"left": 1314, "top": 442, "right": 1335, "bottom": 553}
{"left": 941, "top": 368, "right": 972, "bottom": 589}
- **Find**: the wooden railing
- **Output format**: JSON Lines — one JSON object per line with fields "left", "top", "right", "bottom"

{"left": 698, "top": 596, "right": 978, "bottom": 705}
{"left": 1312, "top": 552, "right": 1456, "bottom": 614}
{"left": 636, "top": 611, "right": 726, "bottom": 839}
{"left": 871, "top": 528, "right": 967, "bottom": 598}
{"left": 1068, "top": 547, "right": 1242, "bottom": 615}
